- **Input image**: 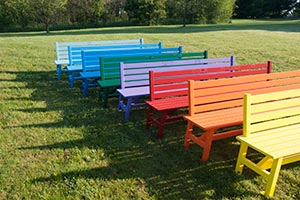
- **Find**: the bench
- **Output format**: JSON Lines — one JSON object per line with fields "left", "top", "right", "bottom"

{"left": 235, "top": 88, "right": 300, "bottom": 197}
{"left": 79, "top": 46, "right": 183, "bottom": 97}
{"left": 146, "top": 61, "right": 272, "bottom": 138}
{"left": 54, "top": 38, "right": 143, "bottom": 80}
{"left": 117, "top": 56, "right": 234, "bottom": 121}
{"left": 98, "top": 51, "right": 208, "bottom": 107}
{"left": 183, "top": 69, "right": 300, "bottom": 162}
{"left": 67, "top": 42, "right": 163, "bottom": 88}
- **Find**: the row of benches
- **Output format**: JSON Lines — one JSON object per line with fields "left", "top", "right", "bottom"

{"left": 54, "top": 39, "right": 300, "bottom": 197}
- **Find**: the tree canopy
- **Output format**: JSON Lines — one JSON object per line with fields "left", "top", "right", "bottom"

{"left": 0, "top": 0, "right": 299, "bottom": 32}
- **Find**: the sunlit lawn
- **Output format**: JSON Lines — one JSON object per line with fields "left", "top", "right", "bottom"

{"left": 1, "top": 19, "right": 300, "bottom": 199}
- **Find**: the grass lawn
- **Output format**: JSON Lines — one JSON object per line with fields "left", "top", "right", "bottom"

{"left": 1, "top": 19, "right": 300, "bottom": 199}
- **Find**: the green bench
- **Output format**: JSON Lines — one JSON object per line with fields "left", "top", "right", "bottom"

{"left": 97, "top": 51, "right": 208, "bottom": 107}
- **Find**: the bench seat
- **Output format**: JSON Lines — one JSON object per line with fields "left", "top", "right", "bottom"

{"left": 98, "top": 79, "right": 120, "bottom": 88}
{"left": 146, "top": 96, "right": 187, "bottom": 111}
{"left": 80, "top": 71, "right": 100, "bottom": 78}
{"left": 184, "top": 107, "right": 242, "bottom": 130}
{"left": 117, "top": 86, "right": 149, "bottom": 98}
{"left": 237, "top": 124, "right": 300, "bottom": 159}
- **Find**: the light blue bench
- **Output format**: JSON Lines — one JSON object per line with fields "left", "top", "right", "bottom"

{"left": 117, "top": 56, "right": 235, "bottom": 121}
{"left": 54, "top": 38, "right": 143, "bottom": 80}
{"left": 79, "top": 46, "right": 183, "bottom": 97}
{"left": 67, "top": 42, "right": 163, "bottom": 87}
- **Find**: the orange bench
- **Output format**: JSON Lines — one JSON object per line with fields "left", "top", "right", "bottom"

{"left": 146, "top": 62, "right": 272, "bottom": 138}
{"left": 184, "top": 70, "right": 300, "bottom": 161}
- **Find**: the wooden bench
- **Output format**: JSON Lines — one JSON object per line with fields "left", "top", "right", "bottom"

{"left": 98, "top": 51, "right": 207, "bottom": 107}
{"left": 54, "top": 38, "right": 143, "bottom": 80}
{"left": 147, "top": 62, "right": 272, "bottom": 138}
{"left": 67, "top": 42, "right": 163, "bottom": 88}
{"left": 79, "top": 46, "right": 183, "bottom": 97}
{"left": 235, "top": 88, "right": 300, "bottom": 197}
{"left": 117, "top": 56, "right": 234, "bottom": 121}
{"left": 183, "top": 69, "right": 300, "bottom": 162}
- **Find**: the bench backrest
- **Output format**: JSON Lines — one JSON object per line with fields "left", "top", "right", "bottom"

{"left": 70, "top": 42, "right": 163, "bottom": 66}
{"left": 187, "top": 68, "right": 300, "bottom": 117}
{"left": 55, "top": 38, "right": 143, "bottom": 64}
{"left": 81, "top": 46, "right": 183, "bottom": 73}
{"left": 120, "top": 56, "right": 235, "bottom": 90}
{"left": 100, "top": 51, "right": 208, "bottom": 81}
{"left": 150, "top": 61, "right": 272, "bottom": 101}
{"left": 243, "top": 88, "right": 300, "bottom": 137}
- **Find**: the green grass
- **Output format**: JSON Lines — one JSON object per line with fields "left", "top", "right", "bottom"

{"left": 1, "top": 19, "right": 300, "bottom": 199}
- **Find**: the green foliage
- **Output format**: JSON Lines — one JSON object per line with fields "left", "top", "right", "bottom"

{"left": 125, "top": 0, "right": 166, "bottom": 25}
{"left": 0, "top": 0, "right": 238, "bottom": 32}
{"left": 30, "top": 0, "right": 68, "bottom": 33}
{"left": 66, "top": 0, "right": 104, "bottom": 25}
{"left": 101, "top": 0, "right": 128, "bottom": 24}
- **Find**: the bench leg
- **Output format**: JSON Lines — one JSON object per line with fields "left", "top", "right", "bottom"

{"left": 184, "top": 121, "right": 193, "bottom": 149}
{"left": 235, "top": 142, "right": 249, "bottom": 175}
{"left": 157, "top": 112, "right": 167, "bottom": 138}
{"left": 118, "top": 95, "right": 124, "bottom": 112}
{"left": 263, "top": 158, "right": 282, "bottom": 197}
{"left": 56, "top": 64, "right": 61, "bottom": 80}
{"left": 83, "top": 79, "right": 88, "bottom": 97}
{"left": 124, "top": 97, "right": 133, "bottom": 121}
{"left": 102, "top": 89, "right": 109, "bottom": 108}
{"left": 201, "top": 129, "right": 215, "bottom": 161}
{"left": 68, "top": 72, "right": 74, "bottom": 88}
{"left": 146, "top": 107, "right": 154, "bottom": 129}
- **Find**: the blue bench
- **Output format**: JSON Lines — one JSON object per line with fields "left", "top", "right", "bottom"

{"left": 67, "top": 42, "right": 163, "bottom": 87}
{"left": 79, "top": 46, "right": 183, "bottom": 97}
{"left": 97, "top": 51, "right": 208, "bottom": 107}
{"left": 54, "top": 38, "right": 143, "bottom": 80}
{"left": 117, "top": 56, "right": 235, "bottom": 121}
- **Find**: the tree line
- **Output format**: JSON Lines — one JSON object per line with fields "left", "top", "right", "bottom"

{"left": 0, "top": 0, "right": 299, "bottom": 33}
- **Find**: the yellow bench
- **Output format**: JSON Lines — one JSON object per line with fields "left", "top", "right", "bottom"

{"left": 235, "top": 88, "right": 300, "bottom": 197}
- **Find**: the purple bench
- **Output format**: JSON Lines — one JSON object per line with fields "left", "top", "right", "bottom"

{"left": 117, "top": 56, "right": 235, "bottom": 121}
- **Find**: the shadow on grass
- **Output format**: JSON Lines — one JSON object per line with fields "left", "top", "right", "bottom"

{"left": 0, "top": 19, "right": 299, "bottom": 38}
{"left": 3, "top": 70, "right": 263, "bottom": 199}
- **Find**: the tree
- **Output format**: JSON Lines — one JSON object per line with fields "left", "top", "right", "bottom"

{"left": 0, "top": 0, "right": 32, "bottom": 30}
{"left": 66, "top": 0, "right": 103, "bottom": 25}
{"left": 205, "top": 0, "right": 236, "bottom": 23}
{"left": 101, "top": 0, "right": 127, "bottom": 24}
{"left": 125, "top": 0, "right": 166, "bottom": 25}
{"left": 30, "top": 0, "right": 67, "bottom": 33}
{"left": 166, "top": 0, "right": 235, "bottom": 25}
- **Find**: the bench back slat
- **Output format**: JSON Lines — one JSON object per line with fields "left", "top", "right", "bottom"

{"left": 70, "top": 42, "right": 163, "bottom": 66}
{"left": 55, "top": 38, "right": 143, "bottom": 64}
{"left": 81, "top": 46, "right": 182, "bottom": 73}
{"left": 121, "top": 56, "right": 234, "bottom": 89}
{"left": 99, "top": 51, "right": 206, "bottom": 81}
{"left": 150, "top": 61, "right": 271, "bottom": 101}
{"left": 243, "top": 88, "right": 300, "bottom": 137}
{"left": 188, "top": 69, "right": 300, "bottom": 116}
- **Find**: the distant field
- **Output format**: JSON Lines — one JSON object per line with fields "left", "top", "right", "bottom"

{"left": 1, "top": 19, "right": 300, "bottom": 199}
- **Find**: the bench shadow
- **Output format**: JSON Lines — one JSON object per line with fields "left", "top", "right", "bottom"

{"left": 3, "top": 70, "right": 267, "bottom": 199}
{"left": 0, "top": 19, "right": 299, "bottom": 38}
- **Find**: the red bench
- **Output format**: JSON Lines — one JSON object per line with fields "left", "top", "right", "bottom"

{"left": 146, "top": 61, "right": 272, "bottom": 138}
